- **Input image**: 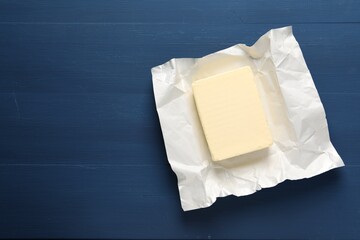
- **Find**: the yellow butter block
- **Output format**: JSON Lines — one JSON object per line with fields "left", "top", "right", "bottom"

{"left": 192, "top": 66, "right": 272, "bottom": 161}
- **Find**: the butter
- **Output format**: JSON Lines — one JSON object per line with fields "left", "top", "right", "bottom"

{"left": 192, "top": 66, "right": 272, "bottom": 161}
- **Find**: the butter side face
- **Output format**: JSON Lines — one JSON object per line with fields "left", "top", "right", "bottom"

{"left": 192, "top": 66, "right": 273, "bottom": 161}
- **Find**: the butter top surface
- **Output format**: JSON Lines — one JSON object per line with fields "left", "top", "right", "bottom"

{"left": 192, "top": 66, "right": 273, "bottom": 161}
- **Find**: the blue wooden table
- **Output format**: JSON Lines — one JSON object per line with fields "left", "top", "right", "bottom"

{"left": 0, "top": 1, "right": 359, "bottom": 238}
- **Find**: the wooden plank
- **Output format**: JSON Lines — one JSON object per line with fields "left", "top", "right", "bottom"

{"left": 0, "top": 0, "right": 359, "bottom": 24}
{"left": 0, "top": 165, "right": 358, "bottom": 238}
{"left": 0, "top": 24, "right": 359, "bottom": 94}
{"left": 0, "top": 23, "right": 358, "bottom": 48}
{"left": 0, "top": 93, "right": 358, "bottom": 165}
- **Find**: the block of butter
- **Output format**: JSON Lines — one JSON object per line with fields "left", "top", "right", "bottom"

{"left": 192, "top": 66, "right": 273, "bottom": 161}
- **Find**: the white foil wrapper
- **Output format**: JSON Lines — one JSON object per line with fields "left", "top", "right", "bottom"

{"left": 151, "top": 26, "right": 344, "bottom": 211}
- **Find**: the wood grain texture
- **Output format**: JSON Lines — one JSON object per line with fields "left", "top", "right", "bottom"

{"left": 0, "top": 0, "right": 359, "bottom": 238}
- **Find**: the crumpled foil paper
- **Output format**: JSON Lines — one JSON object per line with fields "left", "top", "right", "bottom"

{"left": 151, "top": 26, "right": 344, "bottom": 211}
